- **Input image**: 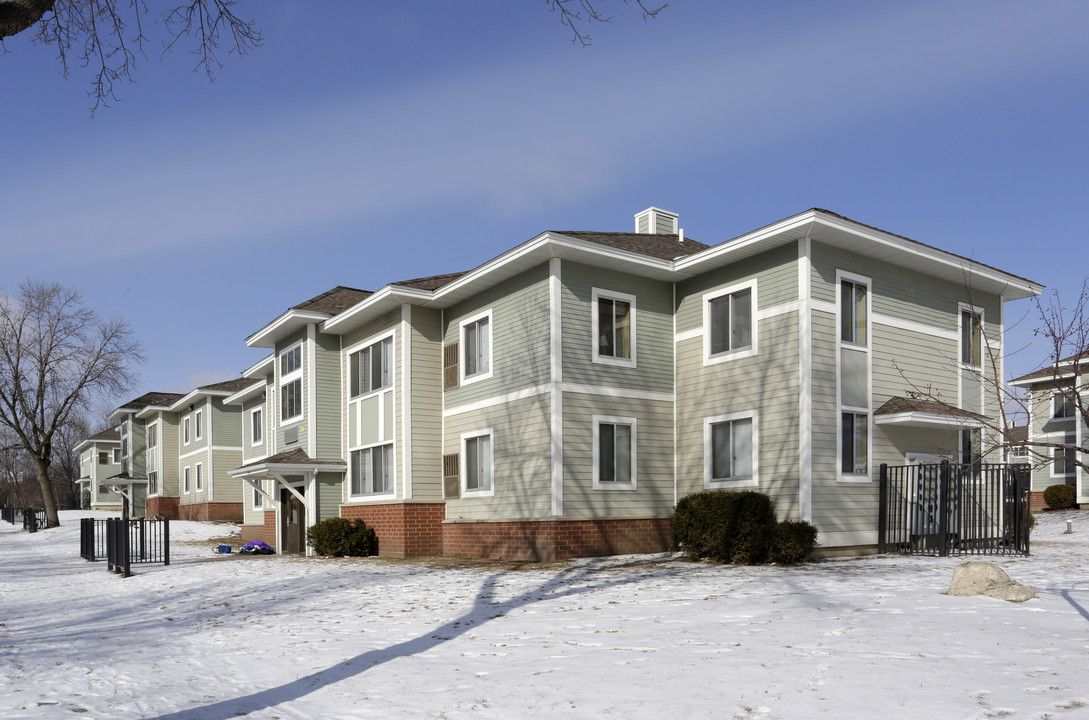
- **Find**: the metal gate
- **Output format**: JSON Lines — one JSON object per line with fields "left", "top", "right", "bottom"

{"left": 878, "top": 462, "right": 1030, "bottom": 556}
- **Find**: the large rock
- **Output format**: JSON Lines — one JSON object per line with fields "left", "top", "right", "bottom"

{"left": 947, "top": 561, "right": 1035, "bottom": 603}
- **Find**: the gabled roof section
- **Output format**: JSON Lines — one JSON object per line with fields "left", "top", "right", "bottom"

{"left": 74, "top": 426, "right": 121, "bottom": 453}
{"left": 874, "top": 396, "right": 987, "bottom": 429}
{"left": 1010, "top": 352, "right": 1089, "bottom": 386}
{"left": 228, "top": 448, "right": 347, "bottom": 476}
{"left": 556, "top": 231, "right": 709, "bottom": 260}
{"left": 247, "top": 286, "right": 372, "bottom": 348}
{"left": 167, "top": 378, "right": 259, "bottom": 412}
{"left": 109, "top": 391, "right": 185, "bottom": 420}
{"left": 391, "top": 272, "right": 469, "bottom": 291}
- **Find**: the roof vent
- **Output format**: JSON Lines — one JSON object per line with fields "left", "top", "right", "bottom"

{"left": 635, "top": 207, "right": 678, "bottom": 235}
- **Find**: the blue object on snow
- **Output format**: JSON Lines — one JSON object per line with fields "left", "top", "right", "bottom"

{"left": 214, "top": 544, "right": 232, "bottom": 554}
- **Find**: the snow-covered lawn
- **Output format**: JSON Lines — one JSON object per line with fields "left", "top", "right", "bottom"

{"left": 2, "top": 511, "right": 1088, "bottom": 719}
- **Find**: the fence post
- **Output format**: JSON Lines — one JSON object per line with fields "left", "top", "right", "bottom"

{"left": 163, "top": 518, "right": 170, "bottom": 567}
{"left": 120, "top": 518, "right": 131, "bottom": 578}
{"left": 938, "top": 461, "right": 950, "bottom": 557}
{"left": 878, "top": 464, "right": 888, "bottom": 553}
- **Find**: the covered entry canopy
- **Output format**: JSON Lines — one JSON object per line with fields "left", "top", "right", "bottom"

{"left": 228, "top": 448, "right": 346, "bottom": 505}
{"left": 874, "top": 397, "right": 988, "bottom": 430}
{"left": 102, "top": 472, "right": 148, "bottom": 516}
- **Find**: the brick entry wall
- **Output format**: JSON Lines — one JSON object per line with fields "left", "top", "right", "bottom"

{"left": 340, "top": 503, "right": 445, "bottom": 558}
{"left": 146, "top": 496, "right": 179, "bottom": 519}
{"left": 442, "top": 517, "right": 673, "bottom": 562}
{"left": 178, "top": 502, "right": 244, "bottom": 522}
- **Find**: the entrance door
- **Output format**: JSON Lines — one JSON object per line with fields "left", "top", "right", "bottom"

{"left": 280, "top": 486, "right": 306, "bottom": 555}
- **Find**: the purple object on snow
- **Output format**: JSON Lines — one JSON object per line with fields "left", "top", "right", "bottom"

{"left": 239, "top": 540, "right": 275, "bottom": 555}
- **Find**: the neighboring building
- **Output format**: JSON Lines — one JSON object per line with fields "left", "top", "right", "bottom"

{"left": 107, "top": 392, "right": 185, "bottom": 516}
{"left": 1004, "top": 425, "right": 1031, "bottom": 465}
{"left": 74, "top": 427, "right": 123, "bottom": 511}
{"left": 1010, "top": 355, "right": 1087, "bottom": 507}
{"left": 229, "top": 207, "right": 1042, "bottom": 559}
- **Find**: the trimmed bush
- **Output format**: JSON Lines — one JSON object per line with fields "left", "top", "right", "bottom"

{"left": 769, "top": 521, "right": 819, "bottom": 564}
{"left": 1043, "top": 484, "right": 1077, "bottom": 510}
{"left": 306, "top": 517, "right": 376, "bottom": 557}
{"left": 673, "top": 490, "right": 815, "bottom": 565}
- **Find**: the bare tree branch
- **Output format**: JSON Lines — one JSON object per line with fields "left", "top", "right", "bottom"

{"left": 547, "top": 0, "right": 668, "bottom": 46}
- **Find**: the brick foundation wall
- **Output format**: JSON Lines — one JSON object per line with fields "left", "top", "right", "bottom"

{"left": 178, "top": 502, "right": 243, "bottom": 522}
{"left": 340, "top": 503, "right": 445, "bottom": 558}
{"left": 442, "top": 517, "right": 673, "bottom": 562}
{"left": 239, "top": 524, "right": 267, "bottom": 544}
{"left": 146, "top": 496, "right": 179, "bottom": 519}
{"left": 264, "top": 510, "right": 277, "bottom": 548}
{"left": 1030, "top": 491, "right": 1047, "bottom": 510}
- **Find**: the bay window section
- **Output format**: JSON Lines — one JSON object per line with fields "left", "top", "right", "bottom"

{"left": 280, "top": 343, "right": 303, "bottom": 424}
{"left": 840, "top": 280, "right": 868, "bottom": 345}
{"left": 350, "top": 337, "right": 393, "bottom": 398}
{"left": 350, "top": 444, "right": 393, "bottom": 496}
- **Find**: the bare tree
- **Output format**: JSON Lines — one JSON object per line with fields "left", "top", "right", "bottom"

{"left": 0, "top": 281, "right": 142, "bottom": 527}
{"left": 547, "top": 0, "right": 668, "bottom": 46}
{"left": 0, "top": 0, "right": 261, "bottom": 113}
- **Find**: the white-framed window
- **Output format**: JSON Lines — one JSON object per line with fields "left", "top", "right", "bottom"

{"left": 350, "top": 336, "right": 394, "bottom": 398}
{"left": 592, "top": 289, "right": 636, "bottom": 367}
{"left": 98, "top": 451, "right": 108, "bottom": 465}
{"left": 147, "top": 422, "right": 158, "bottom": 452}
{"left": 195, "top": 462, "right": 203, "bottom": 492}
{"left": 960, "top": 304, "right": 983, "bottom": 367}
{"left": 460, "top": 310, "right": 492, "bottom": 385}
{"left": 183, "top": 466, "right": 191, "bottom": 494}
{"left": 251, "top": 407, "right": 264, "bottom": 445}
{"left": 280, "top": 342, "right": 303, "bottom": 424}
{"left": 252, "top": 482, "right": 264, "bottom": 511}
{"left": 194, "top": 409, "right": 203, "bottom": 441}
{"left": 182, "top": 415, "right": 191, "bottom": 445}
{"left": 703, "top": 280, "right": 757, "bottom": 364}
{"left": 350, "top": 443, "right": 394, "bottom": 497}
{"left": 461, "top": 429, "right": 494, "bottom": 497}
{"left": 112, "top": 447, "right": 122, "bottom": 464}
{"left": 840, "top": 278, "right": 869, "bottom": 346}
{"left": 1053, "top": 391, "right": 1075, "bottom": 420}
{"left": 960, "top": 428, "right": 982, "bottom": 468}
{"left": 593, "top": 415, "right": 637, "bottom": 490}
{"left": 1053, "top": 446, "right": 1077, "bottom": 477}
{"left": 704, "top": 411, "right": 757, "bottom": 488}
{"left": 841, "top": 412, "right": 869, "bottom": 477}
{"left": 148, "top": 471, "right": 159, "bottom": 496}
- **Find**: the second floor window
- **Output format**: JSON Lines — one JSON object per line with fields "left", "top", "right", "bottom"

{"left": 1054, "top": 392, "right": 1075, "bottom": 419}
{"left": 350, "top": 337, "right": 393, "bottom": 397}
{"left": 840, "top": 280, "right": 868, "bottom": 345}
{"left": 147, "top": 423, "right": 158, "bottom": 450}
{"left": 961, "top": 308, "right": 982, "bottom": 366}
{"left": 251, "top": 407, "right": 263, "bottom": 445}
{"left": 183, "top": 416, "right": 191, "bottom": 444}
{"left": 281, "top": 343, "right": 303, "bottom": 423}
{"left": 194, "top": 410, "right": 203, "bottom": 441}
{"left": 461, "top": 312, "right": 491, "bottom": 382}
{"left": 594, "top": 289, "right": 635, "bottom": 365}
{"left": 708, "top": 287, "right": 753, "bottom": 358}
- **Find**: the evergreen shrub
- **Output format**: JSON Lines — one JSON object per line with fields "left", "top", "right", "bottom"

{"left": 1043, "top": 484, "right": 1077, "bottom": 510}
{"left": 768, "top": 521, "right": 819, "bottom": 564}
{"left": 306, "top": 517, "right": 376, "bottom": 557}
{"left": 672, "top": 490, "right": 817, "bottom": 565}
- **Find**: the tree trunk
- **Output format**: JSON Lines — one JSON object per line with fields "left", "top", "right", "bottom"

{"left": 33, "top": 457, "right": 60, "bottom": 528}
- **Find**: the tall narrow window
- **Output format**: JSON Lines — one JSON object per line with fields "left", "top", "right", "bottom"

{"left": 705, "top": 284, "right": 754, "bottom": 362}
{"left": 350, "top": 337, "right": 394, "bottom": 397}
{"left": 840, "top": 280, "right": 868, "bottom": 345}
{"left": 148, "top": 471, "right": 158, "bottom": 496}
{"left": 961, "top": 309, "right": 982, "bottom": 366}
{"left": 462, "top": 430, "right": 494, "bottom": 495}
{"left": 251, "top": 407, "right": 263, "bottom": 445}
{"left": 195, "top": 463, "right": 203, "bottom": 492}
{"left": 183, "top": 467, "right": 191, "bottom": 494}
{"left": 183, "top": 416, "right": 191, "bottom": 444}
{"left": 280, "top": 343, "right": 303, "bottom": 423}
{"left": 595, "top": 416, "right": 636, "bottom": 489}
{"left": 1054, "top": 392, "right": 1075, "bottom": 419}
{"left": 593, "top": 289, "right": 635, "bottom": 365}
{"left": 960, "top": 428, "right": 982, "bottom": 468}
{"left": 112, "top": 448, "right": 122, "bottom": 464}
{"left": 147, "top": 423, "right": 158, "bottom": 451}
{"left": 461, "top": 311, "right": 492, "bottom": 383}
{"left": 194, "top": 410, "right": 203, "bottom": 441}
{"left": 841, "top": 412, "right": 869, "bottom": 475}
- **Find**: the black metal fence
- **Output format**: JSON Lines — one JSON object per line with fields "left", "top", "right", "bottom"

{"left": 2, "top": 507, "right": 47, "bottom": 531}
{"left": 80, "top": 517, "right": 170, "bottom": 576}
{"left": 879, "top": 462, "right": 1030, "bottom": 557}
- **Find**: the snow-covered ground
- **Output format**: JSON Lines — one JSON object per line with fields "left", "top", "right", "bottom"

{"left": 2, "top": 511, "right": 1088, "bottom": 719}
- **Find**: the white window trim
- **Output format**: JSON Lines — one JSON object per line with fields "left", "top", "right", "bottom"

{"left": 838, "top": 409, "right": 872, "bottom": 483}
{"left": 112, "top": 447, "right": 122, "bottom": 463}
{"left": 182, "top": 415, "right": 191, "bottom": 446}
{"left": 703, "top": 410, "right": 759, "bottom": 489}
{"left": 251, "top": 406, "right": 264, "bottom": 446}
{"left": 958, "top": 302, "right": 985, "bottom": 370}
{"left": 1053, "top": 391, "right": 1076, "bottom": 422}
{"left": 347, "top": 440, "right": 397, "bottom": 501}
{"left": 461, "top": 428, "right": 495, "bottom": 498}
{"left": 280, "top": 341, "right": 304, "bottom": 426}
{"left": 194, "top": 409, "right": 203, "bottom": 441}
{"left": 183, "top": 466, "right": 191, "bottom": 494}
{"left": 591, "top": 288, "right": 637, "bottom": 368}
{"left": 252, "top": 480, "right": 264, "bottom": 511}
{"left": 592, "top": 415, "right": 638, "bottom": 490}
{"left": 345, "top": 331, "right": 397, "bottom": 402}
{"left": 703, "top": 279, "right": 758, "bottom": 365}
{"left": 459, "top": 309, "right": 494, "bottom": 387}
{"left": 837, "top": 271, "right": 872, "bottom": 350}
{"left": 1051, "top": 443, "right": 1076, "bottom": 478}
{"left": 195, "top": 462, "right": 203, "bottom": 492}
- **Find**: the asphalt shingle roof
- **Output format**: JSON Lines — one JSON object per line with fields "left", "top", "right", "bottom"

{"left": 874, "top": 396, "right": 987, "bottom": 421}
{"left": 117, "top": 392, "right": 185, "bottom": 411}
{"left": 556, "top": 231, "right": 710, "bottom": 260}
{"left": 197, "top": 378, "right": 263, "bottom": 394}
{"left": 291, "top": 286, "right": 373, "bottom": 314}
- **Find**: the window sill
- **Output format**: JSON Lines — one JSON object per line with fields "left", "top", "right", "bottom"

{"left": 704, "top": 347, "right": 757, "bottom": 366}
{"left": 705, "top": 477, "right": 757, "bottom": 489}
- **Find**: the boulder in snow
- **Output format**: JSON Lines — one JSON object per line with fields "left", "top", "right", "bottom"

{"left": 947, "top": 561, "right": 1035, "bottom": 603}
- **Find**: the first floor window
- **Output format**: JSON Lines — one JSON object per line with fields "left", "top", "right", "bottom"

{"left": 463, "top": 432, "right": 493, "bottom": 494}
{"left": 148, "top": 471, "right": 158, "bottom": 496}
{"left": 1054, "top": 447, "right": 1077, "bottom": 476}
{"left": 195, "top": 464, "right": 203, "bottom": 492}
{"left": 960, "top": 428, "right": 982, "bottom": 468}
{"left": 351, "top": 444, "right": 393, "bottom": 496}
{"left": 841, "top": 412, "right": 868, "bottom": 475}
{"left": 709, "top": 416, "right": 754, "bottom": 482}
{"left": 183, "top": 467, "right": 191, "bottom": 493}
{"left": 252, "top": 483, "right": 264, "bottom": 510}
{"left": 281, "top": 378, "right": 302, "bottom": 421}
{"left": 707, "top": 287, "right": 753, "bottom": 358}
{"left": 595, "top": 417, "right": 635, "bottom": 488}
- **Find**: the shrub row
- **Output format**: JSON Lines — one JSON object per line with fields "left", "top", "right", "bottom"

{"left": 1044, "top": 483, "right": 1077, "bottom": 510}
{"left": 306, "top": 517, "right": 376, "bottom": 557}
{"left": 672, "top": 490, "right": 817, "bottom": 565}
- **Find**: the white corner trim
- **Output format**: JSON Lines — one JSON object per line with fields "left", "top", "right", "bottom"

{"left": 307, "top": 325, "right": 317, "bottom": 457}
{"left": 401, "top": 305, "right": 412, "bottom": 500}
{"left": 798, "top": 235, "right": 813, "bottom": 523}
{"left": 550, "top": 258, "right": 564, "bottom": 517}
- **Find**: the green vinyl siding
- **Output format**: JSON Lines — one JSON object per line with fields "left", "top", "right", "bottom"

{"left": 316, "top": 471, "right": 342, "bottom": 522}
{"left": 241, "top": 392, "right": 270, "bottom": 465}
{"left": 676, "top": 311, "right": 800, "bottom": 520}
{"left": 559, "top": 262, "right": 674, "bottom": 392}
{"left": 443, "top": 262, "right": 551, "bottom": 406}
{"left": 561, "top": 393, "right": 673, "bottom": 517}
{"left": 409, "top": 307, "right": 444, "bottom": 501}
{"left": 444, "top": 393, "right": 552, "bottom": 520}
{"left": 210, "top": 399, "right": 242, "bottom": 447}
{"left": 871, "top": 322, "right": 958, "bottom": 408}
{"left": 675, "top": 244, "right": 799, "bottom": 334}
{"left": 159, "top": 413, "right": 180, "bottom": 497}
{"left": 210, "top": 448, "right": 243, "bottom": 502}
{"left": 314, "top": 331, "right": 343, "bottom": 459}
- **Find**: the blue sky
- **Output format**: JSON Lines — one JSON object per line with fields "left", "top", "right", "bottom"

{"left": 2, "top": 0, "right": 1087, "bottom": 404}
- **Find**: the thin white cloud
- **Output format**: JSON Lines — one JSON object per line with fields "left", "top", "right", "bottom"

{"left": 3, "top": 0, "right": 1085, "bottom": 262}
